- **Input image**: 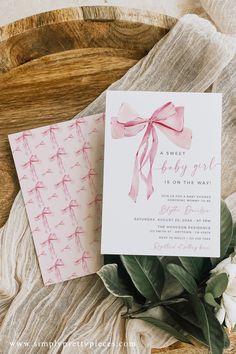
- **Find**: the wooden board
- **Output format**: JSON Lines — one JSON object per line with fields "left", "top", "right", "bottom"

{"left": 0, "top": 6, "right": 235, "bottom": 354}
{"left": 0, "top": 6, "right": 175, "bottom": 227}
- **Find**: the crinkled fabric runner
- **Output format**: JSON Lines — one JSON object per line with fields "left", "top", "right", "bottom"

{"left": 1, "top": 3, "right": 236, "bottom": 353}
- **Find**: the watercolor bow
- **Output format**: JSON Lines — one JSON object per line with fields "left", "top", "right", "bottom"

{"left": 111, "top": 102, "right": 192, "bottom": 202}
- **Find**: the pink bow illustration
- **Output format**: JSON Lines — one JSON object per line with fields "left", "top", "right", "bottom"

{"left": 62, "top": 200, "right": 79, "bottom": 225}
{"left": 41, "top": 233, "right": 58, "bottom": 258}
{"left": 75, "top": 142, "right": 92, "bottom": 167}
{"left": 88, "top": 194, "right": 102, "bottom": 214}
{"left": 35, "top": 207, "right": 52, "bottom": 232}
{"left": 22, "top": 155, "right": 40, "bottom": 180}
{"left": 28, "top": 181, "right": 45, "bottom": 206}
{"left": 55, "top": 174, "right": 72, "bottom": 200}
{"left": 81, "top": 168, "right": 97, "bottom": 192}
{"left": 49, "top": 148, "right": 67, "bottom": 173}
{"left": 67, "top": 226, "right": 85, "bottom": 251}
{"left": 48, "top": 258, "right": 64, "bottom": 282}
{"left": 111, "top": 102, "right": 192, "bottom": 202}
{"left": 95, "top": 113, "right": 105, "bottom": 124}
{"left": 69, "top": 117, "right": 86, "bottom": 140}
{"left": 15, "top": 130, "right": 32, "bottom": 154}
{"left": 42, "top": 125, "right": 59, "bottom": 147}
{"left": 74, "top": 251, "right": 91, "bottom": 273}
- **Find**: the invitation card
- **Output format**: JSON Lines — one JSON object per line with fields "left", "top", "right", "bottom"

{"left": 102, "top": 91, "right": 222, "bottom": 257}
{"left": 9, "top": 113, "right": 104, "bottom": 285}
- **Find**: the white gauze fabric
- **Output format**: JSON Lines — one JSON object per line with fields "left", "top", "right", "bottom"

{"left": 200, "top": 0, "right": 236, "bottom": 34}
{"left": 0, "top": 12, "right": 236, "bottom": 354}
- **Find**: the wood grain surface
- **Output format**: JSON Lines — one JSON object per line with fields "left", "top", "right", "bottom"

{"left": 0, "top": 6, "right": 235, "bottom": 354}
{"left": 0, "top": 6, "right": 175, "bottom": 227}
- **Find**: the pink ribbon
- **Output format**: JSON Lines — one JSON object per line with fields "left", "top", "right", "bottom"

{"left": 48, "top": 258, "right": 64, "bottom": 281}
{"left": 111, "top": 102, "right": 192, "bottom": 202}
{"left": 42, "top": 125, "right": 59, "bottom": 147}
{"left": 74, "top": 251, "right": 91, "bottom": 273}
{"left": 41, "top": 233, "right": 58, "bottom": 257}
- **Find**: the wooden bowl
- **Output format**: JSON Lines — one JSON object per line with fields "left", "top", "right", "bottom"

{"left": 0, "top": 7, "right": 235, "bottom": 353}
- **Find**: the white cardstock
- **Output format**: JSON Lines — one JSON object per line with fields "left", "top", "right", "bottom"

{"left": 102, "top": 91, "right": 222, "bottom": 257}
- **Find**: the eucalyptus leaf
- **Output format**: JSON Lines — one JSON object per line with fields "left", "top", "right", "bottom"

{"left": 226, "top": 224, "right": 236, "bottom": 256}
{"left": 212, "top": 201, "right": 233, "bottom": 266}
{"left": 205, "top": 273, "right": 228, "bottom": 298}
{"left": 132, "top": 316, "right": 191, "bottom": 344}
{"left": 166, "top": 306, "right": 208, "bottom": 347}
{"left": 158, "top": 298, "right": 187, "bottom": 306}
{"left": 221, "top": 200, "right": 233, "bottom": 256}
{"left": 167, "top": 301, "right": 201, "bottom": 327}
{"left": 104, "top": 255, "right": 146, "bottom": 304}
{"left": 167, "top": 264, "right": 198, "bottom": 295}
{"left": 121, "top": 256, "right": 165, "bottom": 302}
{"left": 97, "top": 264, "right": 134, "bottom": 309}
{"left": 230, "top": 224, "right": 236, "bottom": 246}
{"left": 135, "top": 298, "right": 187, "bottom": 314}
{"left": 190, "top": 296, "right": 224, "bottom": 354}
{"left": 179, "top": 257, "right": 204, "bottom": 281}
{"left": 159, "top": 256, "right": 184, "bottom": 300}
{"left": 204, "top": 293, "right": 220, "bottom": 310}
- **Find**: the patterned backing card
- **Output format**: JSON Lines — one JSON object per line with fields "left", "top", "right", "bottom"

{"left": 9, "top": 113, "right": 105, "bottom": 285}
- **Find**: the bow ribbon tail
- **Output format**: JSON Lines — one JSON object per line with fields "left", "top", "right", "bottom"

{"left": 128, "top": 123, "right": 158, "bottom": 202}
{"left": 139, "top": 125, "right": 158, "bottom": 200}
{"left": 128, "top": 153, "right": 139, "bottom": 203}
{"left": 128, "top": 125, "right": 150, "bottom": 202}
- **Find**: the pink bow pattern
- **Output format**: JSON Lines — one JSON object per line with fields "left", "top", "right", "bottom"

{"left": 67, "top": 226, "right": 85, "bottom": 251}
{"left": 15, "top": 131, "right": 33, "bottom": 154}
{"left": 28, "top": 181, "right": 46, "bottom": 206}
{"left": 111, "top": 102, "right": 192, "bottom": 202}
{"left": 41, "top": 233, "right": 58, "bottom": 258}
{"left": 48, "top": 258, "right": 65, "bottom": 282}
{"left": 9, "top": 112, "right": 105, "bottom": 285}
{"left": 42, "top": 125, "right": 60, "bottom": 148}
